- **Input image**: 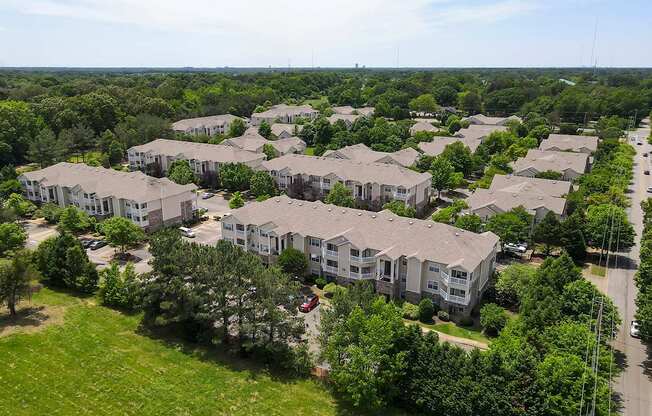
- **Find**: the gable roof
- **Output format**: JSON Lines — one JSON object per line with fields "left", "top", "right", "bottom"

{"left": 539, "top": 134, "right": 599, "bottom": 153}
{"left": 21, "top": 162, "right": 196, "bottom": 202}
{"left": 128, "top": 139, "right": 265, "bottom": 165}
{"left": 456, "top": 124, "right": 508, "bottom": 141}
{"left": 418, "top": 136, "right": 481, "bottom": 156}
{"left": 226, "top": 195, "right": 498, "bottom": 271}
{"left": 252, "top": 104, "right": 318, "bottom": 119}
{"left": 261, "top": 154, "right": 431, "bottom": 188}
{"left": 466, "top": 188, "right": 567, "bottom": 217}
{"left": 271, "top": 123, "right": 303, "bottom": 137}
{"left": 410, "top": 121, "right": 438, "bottom": 135}
{"left": 322, "top": 143, "right": 418, "bottom": 167}
{"left": 489, "top": 174, "right": 572, "bottom": 197}
{"left": 327, "top": 114, "right": 361, "bottom": 125}
{"left": 172, "top": 114, "right": 242, "bottom": 131}
{"left": 511, "top": 149, "right": 589, "bottom": 175}
{"left": 331, "top": 106, "right": 374, "bottom": 116}
{"left": 223, "top": 135, "right": 306, "bottom": 155}
{"left": 463, "top": 114, "right": 522, "bottom": 126}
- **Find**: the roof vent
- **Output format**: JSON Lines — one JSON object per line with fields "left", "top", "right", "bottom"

{"left": 388, "top": 218, "right": 393, "bottom": 221}
{"left": 275, "top": 198, "right": 280, "bottom": 202}
{"left": 342, "top": 210, "right": 346, "bottom": 214}
{"left": 357, "top": 212, "right": 362, "bottom": 216}
{"left": 288, "top": 200, "right": 292, "bottom": 204}
{"left": 409, "top": 221, "right": 414, "bottom": 225}
{"left": 298, "top": 202, "right": 303, "bottom": 206}
{"left": 328, "top": 208, "right": 332, "bottom": 212}
{"left": 427, "top": 224, "right": 432, "bottom": 228}
{"left": 455, "top": 232, "right": 460, "bottom": 236}
{"left": 313, "top": 206, "right": 317, "bottom": 209}
{"left": 371, "top": 214, "right": 377, "bottom": 219}
{"left": 538, "top": 196, "right": 543, "bottom": 200}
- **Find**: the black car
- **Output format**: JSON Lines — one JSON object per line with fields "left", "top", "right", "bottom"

{"left": 89, "top": 240, "right": 108, "bottom": 250}
{"left": 79, "top": 238, "right": 94, "bottom": 248}
{"left": 644, "top": 153, "right": 648, "bottom": 157}
{"left": 645, "top": 170, "right": 650, "bottom": 175}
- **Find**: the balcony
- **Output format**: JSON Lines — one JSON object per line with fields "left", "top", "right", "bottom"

{"left": 321, "top": 182, "right": 332, "bottom": 190}
{"left": 439, "top": 288, "right": 468, "bottom": 305}
{"left": 350, "top": 255, "right": 376, "bottom": 264}
{"left": 449, "top": 276, "right": 469, "bottom": 286}
{"left": 323, "top": 265, "right": 338, "bottom": 274}
{"left": 393, "top": 192, "right": 408, "bottom": 200}
{"left": 361, "top": 272, "right": 374, "bottom": 279}
{"left": 325, "top": 249, "right": 339, "bottom": 258}
{"left": 236, "top": 229, "right": 246, "bottom": 236}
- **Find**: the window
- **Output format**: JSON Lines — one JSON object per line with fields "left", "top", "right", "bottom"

{"left": 310, "top": 238, "right": 321, "bottom": 247}
{"left": 322, "top": 178, "right": 331, "bottom": 185}
{"left": 260, "top": 244, "right": 269, "bottom": 252}
{"left": 142, "top": 215, "right": 148, "bottom": 222}
{"left": 126, "top": 202, "right": 131, "bottom": 207}
{"left": 362, "top": 267, "right": 372, "bottom": 275}
{"left": 450, "top": 288, "right": 466, "bottom": 297}
{"left": 236, "top": 224, "right": 245, "bottom": 231}
{"left": 270, "top": 170, "right": 277, "bottom": 176}
{"left": 260, "top": 230, "right": 268, "bottom": 237}
{"left": 103, "top": 200, "right": 109, "bottom": 212}
{"left": 236, "top": 238, "right": 245, "bottom": 246}
{"left": 427, "top": 280, "right": 438, "bottom": 290}
{"left": 326, "top": 243, "right": 338, "bottom": 252}
{"left": 310, "top": 254, "right": 320, "bottom": 263}
{"left": 84, "top": 193, "right": 89, "bottom": 198}
{"left": 223, "top": 223, "right": 234, "bottom": 231}
{"left": 134, "top": 203, "right": 140, "bottom": 209}
{"left": 396, "top": 187, "right": 406, "bottom": 195}
{"left": 350, "top": 249, "right": 360, "bottom": 257}
{"left": 401, "top": 258, "right": 407, "bottom": 266}
{"left": 350, "top": 265, "right": 359, "bottom": 273}
{"left": 384, "top": 186, "right": 392, "bottom": 192}
{"left": 428, "top": 264, "right": 440, "bottom": 273}
{"left": 326, "top": 259, "right": 338, "bottom": 268}
{"left": 141, "top": 202, "right": 147, "bottom": 209}
{"left": 134, "top": 216, "right": 141, "bottom": 222}
{"left": 451, "top": 270, "right": 468, "bottom": 280}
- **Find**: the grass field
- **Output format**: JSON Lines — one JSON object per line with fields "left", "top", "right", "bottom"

{"left": 590, "top": 264, "right": 607, "bottom": 277}
{"left": 405, "top": 319, "right": 490, "bottom": 344}
{"left": 0, "top": 288, "right": 404, "bottom": 416}
{"left": 304, "top": 147, "right": 315, "bottom": 156}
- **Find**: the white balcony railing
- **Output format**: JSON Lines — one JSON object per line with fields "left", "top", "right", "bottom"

{"left": 323, "top": 265, "right": 338, "bottom": 274}
{"left": 349, "top": 272, "right": 360, "bottom": 279}
{"left": 449, "top": 276, "right": 469, "bottom": 286}
{"left": 439, "top": 288, "right": 449, "bottom": 301}
{"left": 448, "top": 294, "right": 469, "bottom": 305}
{"left": 361, "top": 272, "right": 374, "bottom": 279}
{"left": 441, "top": 270, "right": 450, "bottom": 281}
{"left": 325, "top": 249, "right": 339, "bottom": 257}
{"left": 393, "top": 192, "right": 408, "bottom": 200}
{"left": 350, "top": 255, "right": 375, "bottom": 263}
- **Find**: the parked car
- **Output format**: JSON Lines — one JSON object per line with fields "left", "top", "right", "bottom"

{"left": 299, "top": 294, "right": 320, "bottom": 313}
{"left": 179, "top": 226, "right": 196, "bottom": 238}
{"left": 201, "top": 192, "right": 215, "bottom": 200}
{"left": 630, "top": 320, "right": 641, "bottom": 338}
{"left": 637, "top": 141, "right": 643, "bottom": 146}
{"left": 89, "top": 240, "right": 108, "bottom": 251}
{"left": 79, "top": 238, "right": 94, "bottom": 249}
{"left": 504, "top": 242, "right": 527, "bottom": 254}
{"left": 644, "top": 153, "right": 648, "bottom": 157}
{"left": 645, "top": 170, "right": 650, "bottom": 175}
{"left": 647, "top": 187, "right": 652, "bottom": 193}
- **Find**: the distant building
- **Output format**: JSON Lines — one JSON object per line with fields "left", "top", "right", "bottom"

{"left": 220, "top": 195, "right": 499, "bottom": 316}
{"left": 223, "top": 135, "right": 306, "bottom": 156}
{"left": 172, "top": 114, "right": 245, "bottom": 136}
{"left": 511, "top": 149, "right": 590, "bottom": 181}
{"left": 19, "top": 163, "right": 196, "bottom": 231}
{"left": 462, "top": 114, "right": 522, "bottom": 126}
{"left": 323, "top": 144, "right": 419, "bottom": 167}
{"left": 250, "top": 104, "right": 319, "bottom": 126}
{"left": 270, "top": 123, "right": 303, "bottom": 139}
{"left": 539, "top": 134, "right": 598, "bottom": 154}
{"left": 331, "top": 106, "right": 375, "bottom": 117}
{"left": 326, "top": 113, "right": 361, "bottom": 127}
{"left": 410, "top": 121, "right": 438, "bottom": 136}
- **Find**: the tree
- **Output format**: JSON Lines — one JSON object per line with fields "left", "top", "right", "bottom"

{"left": 585, "top": 204, "right": 635, "bottom": 255}
{"left": 0, "top": 222, "right": 27, "bottom": 256}
{"left": 533, "top": 211, "right": 561, "bottom": 255}
{"left": 262, "top": 143, "right": 277, "bottom": 160}
{"left": 4, "top": 193, "right": 36, "bottom": 218}
{"left": 409, "top": 94, "right": 438, "bottom": 114}
{"left": 495, "top": 263, "right": 536, "bottom": 308}
{"left": 57, "top": 206, "right": 92, "bottom": 234}
{"left": 258, "top": 121, "right": 272, "bottom": 138}
{"left": 431, "top": 199, "right": 467, "bottom": 224}
{"left": 98, "top": 262, "right": 139, "bottom": 309}
{"left": 34, "top": 233, "right": 98, "bottom": 292}
{"left": 459, "top": 91, "right": 482, "bottom": 114}
{"left": 486, "top": 207, "right": 532, "bottom": 249}
{"left": 0, "top": 179, "right": 21, "bottom": 199}
{"left": 59, "top": 124, "right": 95, "bottom": 161}
{"left": 277, "top": 248, "right": 308, "bottom": 277}
{"left": 441, "top": 141, "right": 474, "bottom": 176}
{"left": 534, "top": 170, "right": 562, "bottom": 180}
{"left": 167, "top": 159, "right": 195, "bottom": 185}
{"left": 559, "top": 212, "right": 587, "bottom": 261}
{"left": 325, "top": 182, "right": 355, "bottom": 208}
{"left": 455, "top": 214, "right": 482, "bottom": 233}
{"left": 220, "top": 163, "right": 254, "bottom": 191}
{"left": 27, "top": 128, "right": 65, "bottom": 167}
{"left": 228, "top": 118, "right": 247, "bottom": 137}
{"left": 101, "top": 216, "right": 145, "bottom": 254}
{"left": 36, "top": 202, "right": 63, "bottom": 224}
{"left": 430, "top": 155, "right": 455, "bottom": 198}
{"left": 229, "top": 191, "right": 245, "bottom": 209}
{"left": 0, "top": 100, "right": 44, "bottom": 164}
{"left": 249, "top": 171, "right": 277, "bottom": 197}
{"left": 107, "top": 141, "right": 123, "bottom": 165}
{"left": 480, "top": 303, "right": 508, "bottom": 336}
{"left": 418, "top": 298, "right": 435, "bottom": 323}
{"left": 0, "top": 253, "right": 37, "bottom": 316}
{"left": 382, "top": 200, "right": 416, "bottom": 218}
{"left": 446, "top": 116, "right": 462, "bottom": 134}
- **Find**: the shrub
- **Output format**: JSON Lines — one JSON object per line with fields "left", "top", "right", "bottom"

{"left": 437, "top": 310, "right": 450, "bottom": 322}
{"left": 402, "top": 302, "right": 419, "bottom": 320}
{"left": 98, "top": 262, "right": 140, "bottom": 310}
{"left": 323, "top": 283, "right": 347, "bottom": 298}
{"left": 418, "top": 298, "right": 435, "bottom": 323}
{"left": 459, "top": 316, "right": 474, "bottom": 327}
{"left": 36, "top": 202, "right": 63, "bottom": 224}
{"left": 480, "top": 303, "right": 508, "bottom": 336}
{"left": 315, "top": 277, "right": 327, "bottom": 289}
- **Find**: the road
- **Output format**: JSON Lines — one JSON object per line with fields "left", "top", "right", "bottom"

{"left": 609, "top": 119, "right": 652, "bottom": 416}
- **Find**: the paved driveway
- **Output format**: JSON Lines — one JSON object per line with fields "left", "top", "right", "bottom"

{"left": 23, "top": 219, "right": 58, "bottom": 249}
{"left": 182, "top": 219, "right": 222, "bottom": 246}
{"left": 610, "top": 120, "right": 652, "bottom": 416}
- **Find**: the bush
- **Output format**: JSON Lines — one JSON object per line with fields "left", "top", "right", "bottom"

{"left": 98, "top": 262, "right": 140, "bottom": 310}
{"left": 323, "top": 282, "right": 347, "bottom": 298}
{"left": 402, "top": 302, "right": 419, "bottom": 320}
{"left": 459, "top": 316, "right": 474, "bottom": 327}
{"left": 418, "top": 298, "right": 435, "bottom": 323}
{"left": 480, "top": 303, "right": 508, "bottom": 336}
{"left": 437, "top": 310, "right": 450, "bottom": 322}
{"left": 315, "top": 277, "right": 327, "bottom": 289}
{"left": 36, "top": 202, "right": 63, "bottom": 224}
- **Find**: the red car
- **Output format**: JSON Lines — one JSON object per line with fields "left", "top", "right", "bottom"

{"left": 299, "top": 294, "right": 319, "bottom": 313}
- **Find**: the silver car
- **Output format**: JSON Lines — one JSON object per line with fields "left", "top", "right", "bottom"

{"left": 630, "top": 320, "right": 641, "bottom": 338}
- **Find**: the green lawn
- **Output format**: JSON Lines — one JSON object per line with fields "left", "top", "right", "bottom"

{"left": 0, "top": 288, "right": 402, "bottom": 416}
{"left": 590, "top": 264, "right": 606, "bottom": 277}
{"left": 304, "top": 147, "right": 315, "bottom": 156}
{"left": 405, "top": 319, "right": 490, "bottom": 344}
{"left": 303, "top": 97, "right": 328, "bottom": 108}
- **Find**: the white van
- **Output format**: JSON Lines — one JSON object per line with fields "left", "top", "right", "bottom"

{"left": 179, "top": 226, "right": 196, "bottom": 238}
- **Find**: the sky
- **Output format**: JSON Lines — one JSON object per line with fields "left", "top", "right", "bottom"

{"left": 0, "top": 0, "right": 650, "bottom": 68}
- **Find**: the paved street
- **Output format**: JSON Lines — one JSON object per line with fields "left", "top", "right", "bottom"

{"left": 609, "top": 119, "right": 652, "bottom": 416}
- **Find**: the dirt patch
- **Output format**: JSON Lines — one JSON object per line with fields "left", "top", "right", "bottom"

{"left": 0, "top": 303, "right": 66, "bottom": 338}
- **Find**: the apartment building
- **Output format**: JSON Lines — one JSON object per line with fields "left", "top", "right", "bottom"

{"left": 220, "top": 196, "right": 499, "bottom": 316}
{"left": 418, "top": 124, "right": 508, "bottom": 157}
{"left": 323, "top": 144, "right": 419, "bottom": 167}
{"left": 410, "top": 121, "right": 438, "bottom": 136}
{"left": 271, "top": 123, "right": 303, "bottom": 139}
{"left": 250, "top": 104, "right": 319, "bottom": 126}
{"left": 539, "top": 133, "right": 599, "bottom": 154}
{"left": 511, "top": 149, "right": 590, "bottom": 181}
{"left": 172, "top": 114, "right": 245, "bottom": 136}
{"left": 127, "top": 139, "right": 265, "bottom": 177}
{"left": 327, "top": 113, "right": 361, "bottom": 127}
{"left": 19, "top": 163, "right": 196, "bottom": 231}
{"left": 222, "top": 135, "right": 306, "bottom": 156}
{"left": 331, "top": 106, "right": 375, "bottom": 117}
{"left": 465, "top": 174, "right": 571, "bottom": 223}
{"left": 462, "top": 113, "right": 522, "bottom": 126}
{"left": 259, "top": 154, "right": 432, "bottom": 212}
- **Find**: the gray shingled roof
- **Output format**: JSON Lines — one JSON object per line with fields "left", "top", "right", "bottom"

{"left": 21, "top": 162, "right": 196, "bottom": 201}
{"left": 322, "top": 144, "right": 419, "bottom": 167}
{"left": 511, "top": 149, "right": 589, "bottom": 175}
{"left": 271, "top": 123, "right": 303, "bottom": 137}
{"left": 261, "top": 154, "right": 431, "bottom": 187}
{"left": 252, "top": 104, "right": 318, "bottom": 119}
{"left": 418, "top": 136, "right": 481, "bottom": 156}
{"left": 129, "top": 139, "right": 265, "bottom": 165}
{"left": 226, "top": 195, "right": 498, "bottom": 270}
{"left": 172, "top": 114, "right": 242, "bottom": 131}
{"left": 539, "top": 134, "right": 599, "bottom": 153}
{"left": 456, "top": 124, "right": 508, "bottom": 141}
{"left": 489, "top": 174, "right": 572, "bottom": 197}
{"left": 224, "top": 135, "right": 306, "bottom": 154}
